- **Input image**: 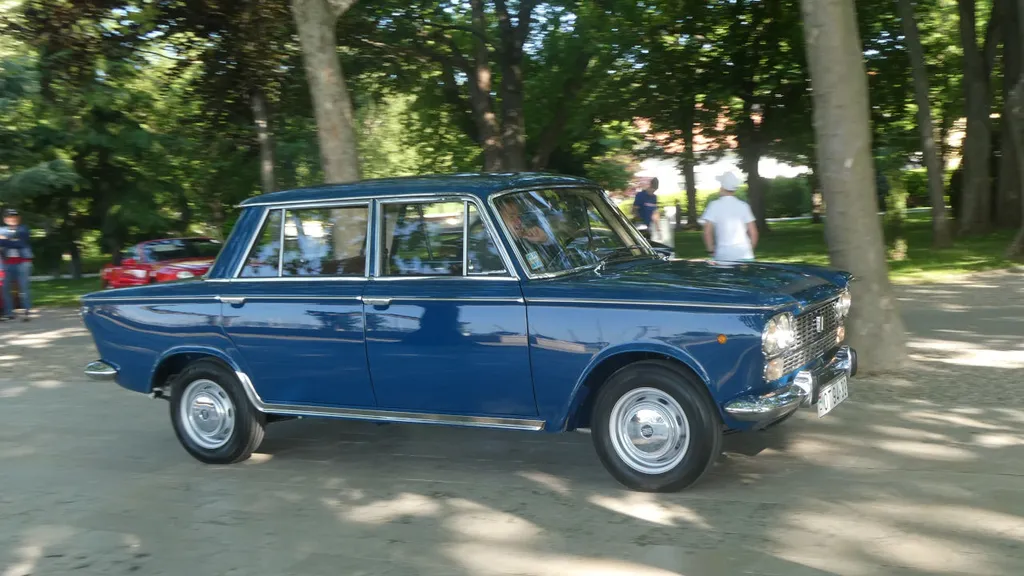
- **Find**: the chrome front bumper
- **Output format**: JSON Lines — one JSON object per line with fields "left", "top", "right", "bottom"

{"left": 723, "top": 345, "right": 857, "bottom": 424}
{"left": 84, "top": 360, "right": 118, "bottom": 381}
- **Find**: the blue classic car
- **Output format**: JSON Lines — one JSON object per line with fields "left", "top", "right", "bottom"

{"left": 81, "top": 173, "right": 856, "bottom": 492}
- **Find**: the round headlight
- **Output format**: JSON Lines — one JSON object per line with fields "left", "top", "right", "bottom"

{"left": 836, "top": 289, "right": 852, "bottom": 318}
{"left": 762, "top": 312, "right": 796, "bottom": 357}
{"left": 176, "top": 270, "right": 195, "bottom": 280}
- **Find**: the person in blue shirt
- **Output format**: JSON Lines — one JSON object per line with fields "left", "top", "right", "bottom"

{"left": 632, "top": 178, "right": 659, "bottom": 239}
{"left": 0, "top": 208, "right": 33, "bottom": 321}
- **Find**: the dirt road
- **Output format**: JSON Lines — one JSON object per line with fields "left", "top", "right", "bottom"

{"left": 2, "top": 272, "right": 1022, "bottom": 575}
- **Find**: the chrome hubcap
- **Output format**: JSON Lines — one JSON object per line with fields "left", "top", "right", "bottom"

{"left": 180, "top": 379, "right": 235, "bottom": 450}
{"left": 608, "top": 387, "right": 690, "bottom": 474}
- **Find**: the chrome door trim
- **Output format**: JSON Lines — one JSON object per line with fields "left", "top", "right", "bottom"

{"left": 233, "top": 371, "right": 544, "bottom": 431}
{"left": 216, "top": 296, "right": 246, "bottom": 305}
{"left": 219, "top": 295, "right": 363, "bottom": 301}
{"left": 361, "top": 296, "right": 392, "bottom": 306}
{"left": 240, "top": 194, "right": 381, "bottom": 208}
{"left": 369, "top": 275, "right": 517, "bottom": 282}
{"left": 525, "top": 297, "right": 784, "bottom": 311}
{"left": 80, "top": 296, "right": 221, "bottom": 303}
{"left": 362, "top": 296, "right": 524, "bottom": 303}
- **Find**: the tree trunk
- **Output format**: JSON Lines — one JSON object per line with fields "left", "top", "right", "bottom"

{"left": 468, "top": 0, "right": 504, "bottom": 171}
{"left": 251, "top": 86, "right": 277, "bottom": 194}
{"left": 494, "top": 0, "right": 534, "bottom": 171}
{"left": 998, "top": 0, "right": 1023, "bottom": 228}
{"left": 897, "top": 0, "right": 952, "bottom": 247}
{"left": 739, "top": 131, "right": 768, "bottom": 232}
{"left": 1006, "top": 0, "right": 1024, "bottom": 258}
{"left": 68, "top": 236, "right": 82, "bottom": 280}
{"left": 683, "top": 137, "right": 698, "bottom": 228}
{"left": 291, "top": 0, "right": 360, "bottom": 183}
{"left": 800, "top": 0, "right": 908, "bottom": 372}
{"left": 958, "top": 0, "right": 993, "bottom": 234}
{"left": 1008, "top": 80, "right": 1024, "bottom": 257}
{"left": 682, "top": 96, "right": 699, "bottom": 228}
{"left": 530, "top": 49, "right": 592, "bottom": 170}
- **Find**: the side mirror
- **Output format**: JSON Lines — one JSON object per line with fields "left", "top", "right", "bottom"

{"left": 122, "top": 258, "right": 137, "bottom": 266}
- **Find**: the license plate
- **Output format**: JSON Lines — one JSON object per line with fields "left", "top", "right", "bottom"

{"left": 816, "top": 375, "right": 849, "bottom": 418}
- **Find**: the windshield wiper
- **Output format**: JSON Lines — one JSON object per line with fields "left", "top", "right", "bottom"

{"left": 593, "top": 246, "right": 649, "bottom": 274}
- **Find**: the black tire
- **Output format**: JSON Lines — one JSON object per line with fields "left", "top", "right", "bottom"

{"left": 591, "top": 360, "right": 722, "bottom": 492}
{"left": 169, "top": 359, "right": 265, "bottom": 464}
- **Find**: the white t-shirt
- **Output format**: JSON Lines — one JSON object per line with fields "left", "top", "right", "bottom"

{"left": 699, "top": 195, "right": 755, "bottom": 261}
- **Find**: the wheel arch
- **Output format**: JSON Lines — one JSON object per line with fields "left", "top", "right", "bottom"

{"left": 149, "top": 346, "right": 244, "bottom": 397}
{"left": 561, "top": 343, "right": 717, "bottom": 431}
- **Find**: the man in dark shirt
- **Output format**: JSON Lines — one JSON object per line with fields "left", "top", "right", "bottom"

{"left": 632, "top": 178, "right": 659, "bottom": 239}
{"left": 0, "top": 209, "right": 33, "bottom": 321}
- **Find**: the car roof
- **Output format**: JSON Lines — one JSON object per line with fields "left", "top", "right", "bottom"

{"left": 238, "top": 173, "right": 596, "bottom": 207}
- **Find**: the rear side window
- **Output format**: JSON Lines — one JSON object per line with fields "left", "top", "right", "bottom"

{"left": 239, "top": 209, "right": 282, "bottom": 277}
{"left": 379, "top": 200, "right": 508, "bottom": 277}
{"left": 281, "top": 206, "right": 369, "bottom": 277}
{"left": 380, "top": 201, "right": 465, "bottom": 276}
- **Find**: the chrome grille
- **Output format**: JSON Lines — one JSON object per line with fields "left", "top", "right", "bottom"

{"left": 782, "top": 298, "right": 842, "bottom": 373}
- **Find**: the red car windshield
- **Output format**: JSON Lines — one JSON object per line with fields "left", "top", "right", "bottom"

{"left": 143, "top": 239, "right": 222, "bottom": 263}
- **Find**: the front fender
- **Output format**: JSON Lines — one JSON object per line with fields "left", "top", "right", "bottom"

{"left": 555, "top": 340, "right": 713, "bottom": 431}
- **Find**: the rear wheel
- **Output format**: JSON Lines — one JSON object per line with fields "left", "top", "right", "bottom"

{"left": 169, "top": 359, "right": 265, "bottom": 464}
{"left": 591, "top": 360, "right": 722, "bottom": 492}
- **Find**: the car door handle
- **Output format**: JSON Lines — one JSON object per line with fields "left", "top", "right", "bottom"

{"left": 362, "top": 297, "right": 392, "bottom": 307}
{"left": 217, "top": 296, "right": 246, "bottom": 306}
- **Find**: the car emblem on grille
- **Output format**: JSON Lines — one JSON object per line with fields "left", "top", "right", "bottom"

{"left": 814, "top": 315, "right": 824, "bottom": 332}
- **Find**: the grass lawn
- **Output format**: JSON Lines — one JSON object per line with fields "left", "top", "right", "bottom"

{"left": 674, "top": 212, "right": 1019, "bottom": 284}
{"left": 30, "top": 277, "right": 102, "bottom": 308}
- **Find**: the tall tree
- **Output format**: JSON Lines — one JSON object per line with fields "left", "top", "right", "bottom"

{"left": 997, "top": 0, "right": 1023, "bottom": 228}
{"left": 291, "top": 0, "right": 361, "bottom": 183}
{"left": 342, "top": 1, "right": 627, "bottom": 174}
{"left": 957, "top": 0, "right": 994, "bottom": 234}
{"left": 800, "top": 0, "right": 908, "bottom": 372}
{"left": 1007, "top": 0, "right": 1024, "bottom": 258}
{"left": 896, "top": 0, "right": 952, "bottom": 247}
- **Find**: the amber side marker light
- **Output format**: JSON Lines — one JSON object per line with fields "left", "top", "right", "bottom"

{"left": 717, "top": 334, "right": 727, "bottom": 344}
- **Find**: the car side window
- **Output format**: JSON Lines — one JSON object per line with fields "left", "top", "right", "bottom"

{"left": 281, "top": 205, "right": 369, "bottom": 277}
{"left": 239, "top": 209, "right": 282, "bottom": 278}
{"left": 466, "top": 203, "right": 506, "bottom": 275}
{"left": 381, "top": 201, "right": 465, "bottom": 276}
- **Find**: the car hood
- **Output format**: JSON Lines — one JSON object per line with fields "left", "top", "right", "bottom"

{"left": 531, "top": 258, "right": 851, "bottom": 312}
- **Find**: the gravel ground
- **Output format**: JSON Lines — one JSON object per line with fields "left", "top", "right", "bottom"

{"left": 1, "top": 271, "right": 1022, "bottom": 576}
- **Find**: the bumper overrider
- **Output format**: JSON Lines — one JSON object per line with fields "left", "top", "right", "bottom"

{"left": 723, "top": 345, "right": 857, "bottom": 425}
{"left": 85, "top": 360, "right": 118, "bottom": 381}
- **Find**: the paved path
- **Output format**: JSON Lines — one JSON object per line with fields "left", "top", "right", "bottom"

{"left": 1, "top": 272, "right": 1023, "bottom": 576}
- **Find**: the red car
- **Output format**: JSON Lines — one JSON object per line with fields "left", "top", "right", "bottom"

{"left": 100, "top": 237, "right": 223, "bottom": 289}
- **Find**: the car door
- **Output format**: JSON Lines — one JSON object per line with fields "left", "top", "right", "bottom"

{"left": 362, "top": 196, "right": 537, "bottom": 418}
{"left": 219, "top": 203, "right": 377, "bottom": 408}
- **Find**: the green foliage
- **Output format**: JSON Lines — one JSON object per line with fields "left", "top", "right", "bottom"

{"left": 901, "top": 169, "right": 931, "bottom": 208}
{"left": 0, "top": 160, "right": 81, "bottom": 201}
{"left": 584, "top": 153, "right": 634, "bottom": 192}
{"left": 764, "top": 176, "right": 812, "bottom": 218}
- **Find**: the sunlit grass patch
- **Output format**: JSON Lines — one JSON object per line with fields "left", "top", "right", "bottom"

{"left": 674, "top": 213, "right": 1016, "bottom": 284}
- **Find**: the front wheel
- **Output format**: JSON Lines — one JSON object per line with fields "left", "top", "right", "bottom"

{"left": 169, "top": 359, "right": 265, "bottom": 464}
{"left": 591, "top": 360, "right": 722, "bottom": 492}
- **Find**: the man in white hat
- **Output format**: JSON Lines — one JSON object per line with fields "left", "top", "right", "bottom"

{"left": 698, "top": 171, "right": 758, "bottom": 262}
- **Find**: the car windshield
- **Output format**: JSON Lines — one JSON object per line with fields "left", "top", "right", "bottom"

{"left": 143, "top": 238, "right": 222, "bottom": 262}
{"left": 493, "top": 187, "right": 655, "bottom": 276}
